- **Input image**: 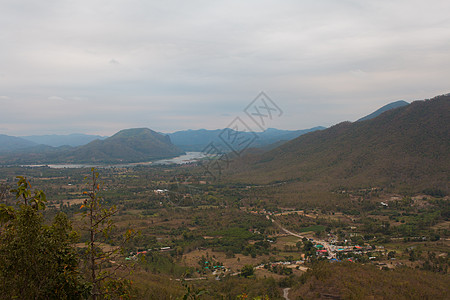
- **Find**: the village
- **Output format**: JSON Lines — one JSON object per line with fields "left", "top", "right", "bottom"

{"left": 122, "top": 204, "right": 401, "bottom": 284}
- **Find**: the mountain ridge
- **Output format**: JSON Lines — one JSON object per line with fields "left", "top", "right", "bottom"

{"left": 357, "top": 100, "right": 409, "bottom": 122}
{"left": 227, "top": 94, "right": 450, "bottom": 193}
{"left": 166, "top": 126, "right": 326, "bottom": 151}
{"left": 0, "top": 134, "right": 37, "bottom": 152}
{"left": 22, "top": 133, "right": 106, "bottom": 147}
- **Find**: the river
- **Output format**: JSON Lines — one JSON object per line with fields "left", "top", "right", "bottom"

{"left": 22, "top": 152, "right": 207, "bottom": 169}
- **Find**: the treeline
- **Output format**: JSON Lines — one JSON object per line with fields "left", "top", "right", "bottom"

{"left": 0, "top": 171, "right": 132, "bottom": 299}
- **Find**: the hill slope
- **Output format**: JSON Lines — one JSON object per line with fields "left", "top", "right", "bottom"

{"left": 357, "top": 100, "right": 409, "bottom": 122}
{"left": 228, "top": 94, "right": 449, "bottom": 192}
{"left": 0, "top": 134, "right": 37, "bottom": 152}
{"left": 58, "top": 128, "right": 184, "bottom": 163}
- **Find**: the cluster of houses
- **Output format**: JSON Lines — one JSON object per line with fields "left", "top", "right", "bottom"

{"left": 311, "top": 241, "right": 388, "bottom": 263}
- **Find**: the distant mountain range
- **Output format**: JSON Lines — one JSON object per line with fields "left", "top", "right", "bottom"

{"left": 166, "top": 127, "right": 325, "bottom": 152}
{"left": 0, "top": 99, "right": 419, "bottom": 165}
{"left": 6, "top": 127, "right": 326, "bottom": 152}
{"left": 22, "top": 133, "right": 106, "bottom": 147}
{"left": 0, "top": 127, "right": 326, "bottom": 164}
{"left": 0, "top": 127, "right": 326, "bottom": 158}
{"left": 0, "top": 128, "right": 184, "bottom": 164}
{"left": 228, "top": 94, "right": 449, "bottom": 192}
{"left": 0, "top": 134, "right": 37, "bottom": 152}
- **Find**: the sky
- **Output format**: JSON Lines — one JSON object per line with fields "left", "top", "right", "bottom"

{"left": 1, "top": 0, "right": 449, "bottom": 136}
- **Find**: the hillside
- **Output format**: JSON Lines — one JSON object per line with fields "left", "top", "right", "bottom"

{"left": 291, "top": 262, "right": 450, "bottom": 300}
{"left": 56, "top": 128, "right": 185, "bottom": 163}
{"left": 228, "top": 94, "right": 450, "bottom": 192}
{"left": 0, "top": 134, "right": 37, "bottom": 152}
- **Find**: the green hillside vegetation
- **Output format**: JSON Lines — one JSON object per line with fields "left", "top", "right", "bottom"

{"left": 228, "top": 94, "right": 449, "bottom": 193}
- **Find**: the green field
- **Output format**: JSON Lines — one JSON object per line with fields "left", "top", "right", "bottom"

{"left": 299, "top": 225, "right": 326, "bottom": 233}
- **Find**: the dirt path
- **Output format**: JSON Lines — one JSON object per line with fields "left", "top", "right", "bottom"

{"left": 268, "top": 215, "right": 336, "bottom": 259}
{"left": 283, "top": 287, "right": 290, "bottom": 300}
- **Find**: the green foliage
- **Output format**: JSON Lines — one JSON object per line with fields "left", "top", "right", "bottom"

{"left": 10, "top": 176, "right": 47, "bottom": 209}
{"left": 266, "top": 264, "right": 293, "bottom": 275}
{"left": 298, "top": 224, "right": 326, "bottom": 233}
{"left": 206, "top": 227, "right": 265, "bottom": 255}
{"left": 0, "top": 179, "right": 89, "bottom": 299}
{"left": 140, "top": 251, "right": 189, "bottom": 277}
{"left": 180, "top": 284, "right": 208, "bottom": 300}
{"left": 191, "top": 276, "right": 281, "bottom": 299}
{"left": 240, "top": 265, "right": 254, "bottom": 278}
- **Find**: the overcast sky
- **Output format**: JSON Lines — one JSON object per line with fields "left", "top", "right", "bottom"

{"left": 1, "top": 0, "right": 449, "bottom": 136}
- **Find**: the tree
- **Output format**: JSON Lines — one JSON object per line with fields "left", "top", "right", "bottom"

{"left": 0, "top": 176, "right": 89, "bottom": 299}
{"left": 296, "top": 240, "right": 303, "bottom": 251}
{"left": 181, "top": 283, "right": 208, "bottom": 300}
{"left": 80, "top": 168, "right": 133, "bottom": 299}
{"left": 240, "top": 265, "right": 254, "bottom": 278}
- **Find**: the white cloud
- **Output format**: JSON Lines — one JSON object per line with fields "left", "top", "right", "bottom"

{"left": 0, "top": 0, "right": 449, "bottom": 135}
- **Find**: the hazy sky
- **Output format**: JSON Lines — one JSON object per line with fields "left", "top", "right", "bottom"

{"left": 1, "top": 0, "right": 449, "bottom": 136}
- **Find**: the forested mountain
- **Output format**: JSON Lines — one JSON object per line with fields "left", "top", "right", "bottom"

{"left": 229, "top": 94, "right": 450, "bottom": 192}
{"left": 56, "top": 128, "right": 185, "bottom": 163}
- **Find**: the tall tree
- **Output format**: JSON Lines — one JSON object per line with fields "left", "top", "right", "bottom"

{"left": 80, "top": 168, "right": 133, "bottom": 299}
